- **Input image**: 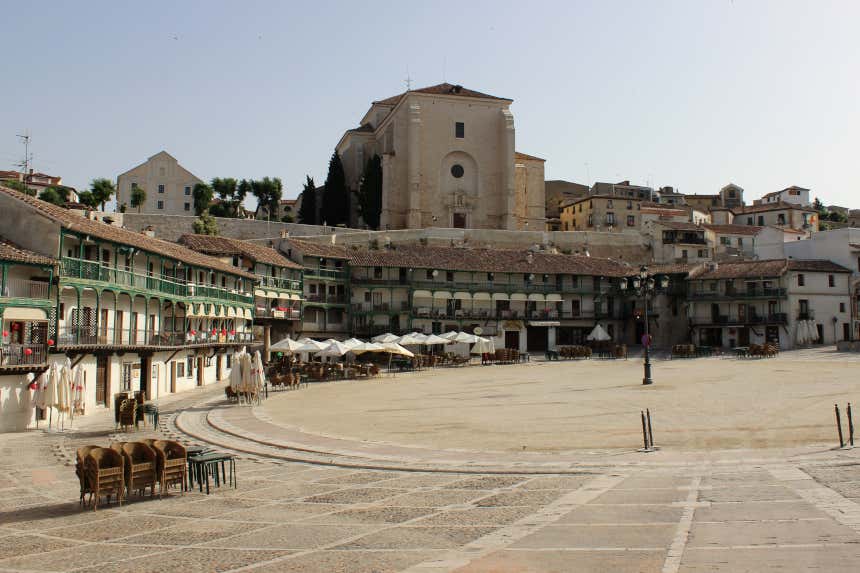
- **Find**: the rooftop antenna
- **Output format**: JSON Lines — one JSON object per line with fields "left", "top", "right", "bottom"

{"left": 16, "top": 131, "right": 31, "bottom": 175}
{"left": 405, "top": 67, "right": 412, "bottom": 91}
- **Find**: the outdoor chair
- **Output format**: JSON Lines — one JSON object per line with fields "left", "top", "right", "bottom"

{"left": 118, "top": 399, "right": 137, "bottom": 432}
{"left": 84, "top": 447, "right": 124, "bottom": 510}
{"left": 121, "top": 442, "right": 159, "bottom": 499}
{"left": 75, "top": 445, "right": 100, "bottom": 506}
{"left": 153, "top": 440, "right": 187, "bottom": 496}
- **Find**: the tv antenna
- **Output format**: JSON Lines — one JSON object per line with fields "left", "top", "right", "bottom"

{"left": 16, "top": 131, "right": 32, "bottom": 174}
{"left": 405, "top": 66, "right": 412, "bottom": 91}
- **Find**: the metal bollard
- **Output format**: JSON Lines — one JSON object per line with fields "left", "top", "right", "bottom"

{"left": 646, "top": 408, "right": 654, "bottom": 449}
{"left": 848, "top": 403, "right": 855, "bottom": 447}
{"left": 835, "top": 404, "right": 844, "bottom": 449}
{"left": 641, "top": 411, "right": 649, "bottom": 450}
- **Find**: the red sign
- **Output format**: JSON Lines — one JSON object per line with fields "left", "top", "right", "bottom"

{"left": 641, "top": 333, "right": 652, "bottom": 347}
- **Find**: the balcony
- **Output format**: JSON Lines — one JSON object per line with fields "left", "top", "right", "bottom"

{"left": 410, "top": 280, "right": 568, "bottom": 294}
{"left": 56, "top": 326, "right": 254, "bottom": 348}
{"left": 257, "top": 275, "right": 302, "bottom": 292}
{"left": 60, "top": 257, "right": 253, "bottom": 304}
{"left": 1, "top": 279, "right": 51, "bottom": 299}
{"left": 692, "top": 313, "right": 788, "bottom": 326}
{"left": 797, "top": 310, "right": 815, "bottom": 320}
{"left": 688, "top": 288, "right": 787, "bottom": 300}
{"left": 255, "top": 307, "right": 301, "bottom": 320}
{"left": 304, "top": 268, "right": 347, "bottom": 280}
{"left": 353, "top": 301, "right": 410, "bottom": 314}
{"left": 0, "top": 343, "right": 48, "bottom": 367}
{"left": 305, "top": 293, "right": 349, "bottom": 305}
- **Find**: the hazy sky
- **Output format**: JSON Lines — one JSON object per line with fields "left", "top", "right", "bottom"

{"left": 2, "top": 0, "right": 858, "bottom": 208}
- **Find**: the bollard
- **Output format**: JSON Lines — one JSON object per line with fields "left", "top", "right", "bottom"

{"left": 646, "top": 408, "right": 654, "bottom": 449}
{"left": 835, "top": 404, "right": 844, "bottom": 449}
{"left": 848, "top": 403, "right": 855, "bottom": 447}
{"left": 641, "top": 411, "right": 649, "bottom": 450}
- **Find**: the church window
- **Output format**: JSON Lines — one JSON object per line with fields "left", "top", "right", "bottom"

{"left": 451, "top": 164, "right": 464, "bottom": 178}
{"left": 455, "top": 122, "right": 465, "bottom": 138}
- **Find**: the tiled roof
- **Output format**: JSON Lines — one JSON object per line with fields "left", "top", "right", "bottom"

{"left": 704, "top": 224, "right": 763, "bottom": 236}
{"left": 0, "top": 238, "right": 55, "bottom": 266}
{"left": 655, "top": 221, "right": 704, "bottom": 231}
{"left": 787, "top": 259, "right": 851, "bottom": 273}
{"left": 373, "top": 83, "right": 510, "bottom": 106}
{"left": 285, "top": 238, "right": 351, "bottom": 260}
{"left": 178, "top": 234, "right": 301, "bottom": 270}
{"left": 648, "top": 262, "right": 697, "bottom": 275}
{"left": 0, "top": 185, "right": 256, "bottom": 279}
{"left": 736, "top": 201, "right": 817, "bottom": 214}
{"left": 514, "top": 151, "right": 545, "bottom": 162}
{"left": 688, "top": 259, "right": 789, "bottom": 280}
{"left": 347, "top": 246, "right": 633, "bottom": 277}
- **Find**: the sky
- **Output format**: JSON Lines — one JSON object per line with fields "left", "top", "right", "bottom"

{"left": 1, "top": 0, "right": 858, "bottom": 209}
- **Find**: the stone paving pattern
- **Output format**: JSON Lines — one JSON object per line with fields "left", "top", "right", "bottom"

{"left": 1, "top": 354, "right": 860, "bottom": 571}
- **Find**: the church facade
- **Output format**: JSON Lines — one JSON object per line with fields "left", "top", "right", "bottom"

{"left": 336, "top": 83, "right": 545, "bottom": 231}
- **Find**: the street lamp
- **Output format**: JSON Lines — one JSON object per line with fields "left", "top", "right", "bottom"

{"left": 620, "top": 266, "right": 669, "bottom": 385}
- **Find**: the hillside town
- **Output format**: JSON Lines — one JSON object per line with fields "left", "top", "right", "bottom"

{"left": 1, "top": 82, "right": 859, "bottom": 431}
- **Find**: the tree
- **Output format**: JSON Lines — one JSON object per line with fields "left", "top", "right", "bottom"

{"left": 211, "top": 177, "right": 241, "bottom": 217}
{"left": 192, "top": 182, "right": 213, "bottom": 215}
{"left": 89, "top": 178, "right": 115, "bottom": 211}
{"left": 192, "top": 212, "right": 219, "bottom": 235}
{"left": 37, "top": 185, "right": 72, "bottom": 206}
{"left": 130, "top": 186, "right": 147, "bottom": 213}
{"left": 321, "top": 151, "right": 349, "bottom": 226}
{"left": 298, "top": 176, "right": 317, "bottom": 225}
{"left": 251, "top": 177, "right": 283, "bottom": 221}
{"left": 356, "top": 154, "right": 383, "bottom": 229}
{"left": 77, "top": 190, "right": 99, "bottom": 208}
{"left": 237, "top": 179, "right": 252, "bottom": 216}
{"left": 828, "top": 210, "right": 848, "bottom": 223}
{"left": 2, "top": 179, "right": 34, "bottom": 195}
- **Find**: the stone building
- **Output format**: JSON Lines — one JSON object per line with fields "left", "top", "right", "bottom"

{"left": 116, "top": 151, "right": 204, "bottom": 215}
{"left": 335, "top": 83, "right": 545, "bottom": 231}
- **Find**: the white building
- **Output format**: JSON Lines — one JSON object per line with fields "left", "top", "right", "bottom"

{"left": 754, "top": 186, "right": 811, "bottom": 207}
{"left": 116, "top": 151, "right": 204, "bottom": 215}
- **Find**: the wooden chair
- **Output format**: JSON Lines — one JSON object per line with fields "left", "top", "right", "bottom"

{"left": 75, "top": 445, "right": 100, "bottom": 506}
{"left": 121, "top": 442, "right": 159, "bottom": 499}
{"left": 84, "top": 448, "right": 124, "bottom": 510}
{"left": 153, "top": 440, "right": 187, "bottom": 496}
{"left": 118, "top": 399, "right": 137, "bottom": 432}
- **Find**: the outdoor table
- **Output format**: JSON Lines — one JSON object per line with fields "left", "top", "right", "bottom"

{"left": 188, "top": 452, "right": 236, "bottom": 494}
{"left": 545, "top": 349, "right": 559, "bottom": 361}
{"left": 733, "top": 346, "right": 749, "bottom": 358}
{"left": 142, "top": 403, "right": 159, "bottom": 427}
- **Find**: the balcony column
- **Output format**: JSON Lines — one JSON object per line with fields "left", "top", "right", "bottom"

{"left": 548, "top": 326, "right": 557, "bottom": 351}
{"left": 75, "top": 288, "right": 81, "bottom": 344}
{"left": 95, "top": 289, "right": 101, "bottom": 343}
{"left": 263, "top": 324, "right": 271, "bottom": 363}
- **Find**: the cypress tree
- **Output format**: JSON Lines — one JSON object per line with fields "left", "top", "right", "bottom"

{"left": 298, "top": 176, "right": 317, "bottom": 224}
{"left": 321, "top": 151, "right": 349, "bottom": 226}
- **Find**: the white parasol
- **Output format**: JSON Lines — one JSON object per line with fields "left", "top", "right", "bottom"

{"left": 351, "top": 341, "right": 385, "bottom": 354}
{"left": 808, "top": 321, "right": 820, "bottom": 343}
{"left": 71, "top": 365, "right": 86, "bottom": 420}
{"left": 423, "top": 334, "right": 452, "bottom": 345}
{"left": 295, "top": 338, "right": 327, "bottom": 352}
{"left": 318, "top": 340, "right": 352, "bottom": 357}
{"left": 253, "top": 350, "right": 265, "bottom": 403}
{"left": 381, "top": 342, "right": 415, "bottom": 357}
{"left": 471, "top": 336, "right": 496, "bottom": 355}
{"left": 342, "top": 338, "right": 364, "bottom": 349}
{"left": 453, "top": 332, "right": 480, "bottom": 344}
{"left": 587, "top": 324, "right": 611, "bottom": 341}
{"left": 440, "top": 330, "right": 460, "bottom": 340}
{"left": 396, "top": 332, "right": 426, "bottom": 346}
{"left": 44, "top": 363, "right": 60, "bottom": 428}
{"left": 270, "top": 337, "right": 304, "bottom": 353}
{"left": 796, "top": 321, "right": 808, "bottom": 345}
{"left": 372, "top": 332, "right": 400, "bottom": 343}
{"left": 230, "top": 348, "right": 244, "bottom": 391}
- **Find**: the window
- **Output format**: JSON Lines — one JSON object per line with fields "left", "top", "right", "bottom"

{"left": 829, "top": 274, "right": 835, "bottom": 287}
{"left": 455, "top": 122, "right": 464, "bottom": 138}
{"left": 184, "top": 186, "right": 191, "bottom": 195}
{"left": 446, "top": 271, "right": 454, "bottom": 282}
{"left": 363, "top": 291, "right": 371, "bottom": 303}
{"left": 578, "top": 204, "right": 582, "bottom": 213}
{"left": 607, "top": 199, "right": 613, "bottom": 208}
{"left": 158, "top": 184, "right": 165, "bottom": 194}
{"left": 777, "top": 214, "right": 786, "bottom": 225}
{"left": 450, "top": 164, "right": 464, "bottom": 178}
{"left": 157, "top": 200, "right": 164, "bottom": 209}
{"left": 131, "top": 182, "right": 138, "bottom": 189}
{"left": 757, "top": 216, "right": 764, "bottom": 225}
{"left": 487, "top": 272, "right": 494, "bottom": 282}
{"left": 797, "top": 274, "right": 805, "bottom": 286}
{"left": 681, "top": 249, "right": 688, "bottom": 259}
{"left": 698, "top": 249, "right": 705, "bottom": 257}
{"left": 627, "top": 200, "right": 632, "bottom": 209}
{"left": 747, "top": 217, "right": 753, "bottom": 225}
{"left": 587, "top": 214, "right": 594, "bottom": 226}
{"left": 184, "top": 202, "right": 190, "bottom": 211}
{"left": 606, "top": 213, "right": 616, "bottom": 225}
{"left": 373, "top": 267, "right": 383, "bottom": 279}
{"left": 840, "top": 302, "right": 846, "bottom": 313}
{"left": 627, "top": 215, "right": 635, "bottom": 226}
{"left": 720, "top": 237, "right": 729, "bottom": 245}
{"left": 426, "top": 269, "right": 434, "bottom": 280}
{"left": 571, "top": 299, "right": 581, "bottom": 316}
{"left": 186, "top": 356, "right": 194, "bottom": 376}
{"left": 176, "top": 362, "right": 185, "bottom": 378}
{"left": 737, "top": 238, "right": 743, "bottom": 246}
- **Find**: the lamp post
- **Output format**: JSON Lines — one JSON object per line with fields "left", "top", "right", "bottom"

{"left": 620, "top": 266, "right": 669, "bottom": 385}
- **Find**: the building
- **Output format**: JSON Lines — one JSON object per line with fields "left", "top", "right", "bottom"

{"left": 560, "top": 195, "right": 646, "bottom": 232}
{"left": 732, "top": 201, "right": 818, "bottom": 233}
{"left": 649, "top": 222, "right": 711, "bottom": 264}
{"left": 655, "top": 186, "right": 686, "bottom": 206}
{"left": 0, "top": 185, "right": 256, "bottom": 431}
{"left": 344, "top": 244, "right": 632, "bottom": 352}
{"left": 754, "top": 186, "right": 811, "bottom": 207}
{"left": 335, "top": 83, "right": 545, "bottom": 230}
{"left": 683, "top": 183, "right": 745, "bottom": 212}
{"left": 706, "top": 224, "right": 805, "bottom": 261}
{"left": 686, "top": 259, "right": 852, "bottom": 350}
{"left": 256, "top": 198, "right": 298, "bottom": 222}
{"left": 116, "top": 151, "right": 204, "bottom": 215}
{"left": 544, "top": 180, "right": 590, "bottom": 230}
{"left": 591, "top": 181, "right": 654, "bottom": 201}
{"left": 0, "top": 169, "right": 78, "bottom": 203}
{"left": 280, "top": 238, "right": 351, "bottom": 339}
{"left": 178, "top": 234, "right": 304, "bottom": 346}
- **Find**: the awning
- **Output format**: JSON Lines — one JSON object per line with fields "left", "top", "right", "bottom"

{"left": 267, "top": 291, "right": 280, "bottom": 300}
{"left": 244, "top": 308, "right": 253, "bottom": 320}
{"left": 185, "top": 304, "right": 196, "bottom": 318}
{"left": 453, "top": 292, "right": 471, "bottom": 300}
{"left": 546, "top": 294, "right": 562, "bottom": 302}
{"left": 289, "top": 293, "right": 302, "bottom": 301}
{"left": 529, "top": 321, "right": 561, "bottom": 327}
{"left": 254, "top": 289, "right": 266, "bottom": 298}
{"left": 510, "top": 293, "right": 528, "bottom": 301}
{"left": 492, "top": 293, "right": 509, "bottom": 301}
{"left": 528, "top": 293, "right": 545, "bottom": 301}
{"left": 473, "top": 292, "right": 491, "bottom": 301}
{"left": 2, "top": 307, "right": 48, "bottom": 321}
{"left": 412, "top": 290, "right": 433, "bottom": 298}
{"left": 227, "top": 307, "right": 236, "bottom": 318}
{"left": 433, "top": 291, "right": 452, "bottom": 299}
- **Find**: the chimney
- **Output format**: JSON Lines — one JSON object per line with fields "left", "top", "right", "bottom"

{"left": 279, "top": 229, "right": 290, "bottom": 239}
{"left": 142, "top": 225, "right": 156, "bottom": 238}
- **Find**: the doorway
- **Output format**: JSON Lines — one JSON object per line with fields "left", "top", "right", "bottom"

{"left": 216, "top": 354, "right": 222, "bottom": 382}
{"left": 197, "top": 356, "right": 205, "bottom": 386}
{"left": 170, "top": 361, "right": 177, "bottom": 393}
{"left": 453, "top": 213, "right": 467, "bottom": 229}
{"left": 844, "top": 323, "right": 851, "bottom": 341}
{"left": 504, "top": 330, "right": 520, "bottom": 350}
{"left": 738, "top": 327, "right": 750, "bottom": 347}
{"left": 526, "top": 326, "right": 548, "bottom": 352}
{"left": 140, "top": 356, "right": 151, "bottom": 399}
{"left": 96, "top": 355, "right": 109, "bottom": 407}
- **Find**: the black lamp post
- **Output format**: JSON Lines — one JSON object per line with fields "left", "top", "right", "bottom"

{"left": 620, "top": 266, "right": 669, "bottom": 385}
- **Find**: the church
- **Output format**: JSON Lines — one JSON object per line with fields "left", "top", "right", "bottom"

{"left": 336, "top": 83, "right": 545, "bottom": 230}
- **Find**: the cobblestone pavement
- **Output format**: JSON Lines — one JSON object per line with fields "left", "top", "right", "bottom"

{"left": 1, "top": 375, "right": 860, "bottom": 571}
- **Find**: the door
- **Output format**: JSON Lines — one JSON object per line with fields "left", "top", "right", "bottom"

{"left": 96, "top": 355, "right": 109, "bottom": 406}
{"left": 504, "top": 330, "right": 520, "bottom": 350}
{"left": 170, "top": 361, "right": 177, "bottom": 393}
{"left": 140, "top": 356, "right": 151, "bottom": 399}
{"left": 738, "top": 327, "right": 750, "bottom": 346}
{"left": 216, "top": 355, "right": 222, "bottom": 381}
{"left": 844, "top": 323, "right": 851, "bottom": 341}
{"left": 115, "top": 311, "right": 124, "bottom": 344}
{"left": 197, "top": 356, "right": 205, "bottom": 386}
{"left": 130, "top": 313, "right": 138, "bottom": 345}
{"left": 526, "top": 326, "right": 548, "bottom": 352}
{"left": 816, "top": 324, "right": 824, "bottom": 344}
{"left": 99, "top": 309, "right": 109, "bottom": 343}
{"left": 81, "top": 307, "right": 95, "bottom": 344}
{"left": 766, "top": 326, "right": 780, "bottom": 344}
{"left": 453, "top": 213, "right": 467, "bottom": 228}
